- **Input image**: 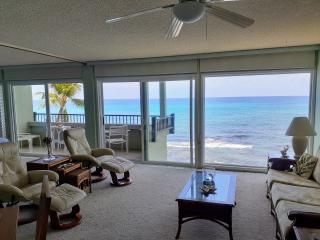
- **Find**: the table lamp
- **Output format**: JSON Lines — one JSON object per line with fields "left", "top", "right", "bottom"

{"left": 285, "top": 117, "right": 316, "bottom": 158}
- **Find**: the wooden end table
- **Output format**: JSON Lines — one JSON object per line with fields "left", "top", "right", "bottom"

{"left": 27, "top": 156, "right": 71, "bottom": 171}
{"left": 176, "top": 171, "right": 237, "bottom": 240}
{"left": 267, "top": 154, "right": 297, "bottom": 171}
{"left": 27, "top": 156, "right": 91, "bottom": 193}
{"left": 64, "top": 169, "right": 92, "bottom": 193}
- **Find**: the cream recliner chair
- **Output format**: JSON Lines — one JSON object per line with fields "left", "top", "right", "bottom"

{"left": 0, "top": 142, "right": 58, "bottom": 207}
{"left": 64, "top": 128, "right": 134, "bottom": 186}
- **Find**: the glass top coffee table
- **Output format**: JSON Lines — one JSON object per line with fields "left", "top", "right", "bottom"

{"left": 176, "top": 170, "right": 237, "bottom": 239}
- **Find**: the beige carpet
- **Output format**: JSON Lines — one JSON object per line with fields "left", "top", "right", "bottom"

{"left": 18, "top": 164, "right": 276, "bottom": 240}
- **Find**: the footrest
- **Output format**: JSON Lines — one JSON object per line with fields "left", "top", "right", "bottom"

{"left": 32, "top": 183, "right": 86, "bottom": 229}
{"left": 100, "top": 156, "right": 135, "bottom": 173}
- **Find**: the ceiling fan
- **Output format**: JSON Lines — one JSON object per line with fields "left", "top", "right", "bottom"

{"left": 105, "top": 0, "right": 255, "bottom": 39}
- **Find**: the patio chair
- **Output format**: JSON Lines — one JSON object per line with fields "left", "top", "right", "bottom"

{"left": 51, "top": 125, "right": 71, "bottom": 151}
{"left": 63, "top": 128, "right": 134, "bottom": 186}
{"left": 106, "top": 125, "right": 129, "bottom": 152}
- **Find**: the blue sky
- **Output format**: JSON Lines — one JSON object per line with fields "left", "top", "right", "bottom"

{"left": 31, "top": 72, "right": 310, "bottom": 100}
{"left": 103, "top": 73, "right": 310, "bottom": 99}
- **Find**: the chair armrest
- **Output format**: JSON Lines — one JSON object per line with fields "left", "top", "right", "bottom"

{"left": 91, "top": 148, "right": 115, "bottom": 157}
{"left": 288, "top": 211, "right": 320, "bottom": 228}
{"left": 0, "top": 184, "right": 26, "bottom": 203}
{"left": 28, "top": 170, "right": 59, "bottom": 184}
{"left": 71, "top": 154, "right": 101, "bottom": 167}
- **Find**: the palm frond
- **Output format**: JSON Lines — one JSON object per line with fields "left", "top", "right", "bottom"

{"left": 71, "top": 98, "right": 84, "bottom": 107}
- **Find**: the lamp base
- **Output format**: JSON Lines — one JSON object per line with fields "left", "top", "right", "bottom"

{"left": 292, "top": 136, "right": 308, "bottom": 159}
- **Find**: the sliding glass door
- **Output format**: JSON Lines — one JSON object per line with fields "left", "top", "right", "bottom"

{"left": 13, "top": 84, "right": 47, "bottom": 154}
{"left": 146, "top": 79, "right": 194, "bottom": 164}
{"left": 99, "top": 77, "right": 194, "bottom": 165}
{"left": 204, "top": 72, "right": 311, "bottom": 167}
{"left": 12, "top": 81, "right": 85, "bottom": 155}
{"left": 102, "top": 82, "right": 143, "bottom": 161}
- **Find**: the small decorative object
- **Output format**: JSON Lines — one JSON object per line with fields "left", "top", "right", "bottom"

{"left": 42, "top": 137, "right": 55, "bottom": 161}
{"left": 201, "top": 173, "right": 216, "bottom": 194}
{"left": 280, "top": 145, "right": 289, "bottom": 158}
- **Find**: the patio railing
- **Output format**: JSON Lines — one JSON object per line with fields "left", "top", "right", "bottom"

{"left": 151, "top": 114, "right": 175, "bottom": 142}
{"left": 33, "top": 112, "right": 175, "bottom": 142}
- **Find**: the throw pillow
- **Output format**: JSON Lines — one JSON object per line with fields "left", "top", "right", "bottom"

{"left": 295, "top": 153, "right": 318, "bottom": 179}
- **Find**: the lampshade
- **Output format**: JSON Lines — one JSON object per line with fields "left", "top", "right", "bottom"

{"left": 173, "top": 1, "right": 205, "bottom": 23}
{"left": 285, "top": 117, "right": 316, "bottom": 136}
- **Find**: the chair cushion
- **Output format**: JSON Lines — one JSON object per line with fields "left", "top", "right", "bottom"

{"left": 21, "top": 181, "right": 57, "bottom": 200}
{"left": 100, "top": 156, "right": 134, "bottom": 173}
{"left": 271, "top": 183, "right": 320, "bottom": 208}
{"left": 32, "top": 184, "right": 86, "bottom": 212}
{"left": 267, "top": 169, "right": 320, "bottom": 190}
{"left": 295, "top": 153, "right": 318, "bottom": 179}
{"left": 0, "top": 143, "right": 29, "bottom": 187}
{"left": 276, "top": 200, "right": 320, "bottom": 240}
{"left": 63, "top": 128, "right": 92, "bottom": 155}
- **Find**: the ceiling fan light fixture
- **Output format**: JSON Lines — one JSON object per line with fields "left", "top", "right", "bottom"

{"left": 173, "top": 1, "right": 205, "bottom": 23}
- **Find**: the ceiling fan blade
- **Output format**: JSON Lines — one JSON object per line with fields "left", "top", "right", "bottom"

{"left": 106, "top": 4, "right": 175, "bottom": 23}
{"left": 165, "top": 17, "right": 184, "bottom": 39}
{"left": 205, "top": 5, "right": 254, "bottom": 28}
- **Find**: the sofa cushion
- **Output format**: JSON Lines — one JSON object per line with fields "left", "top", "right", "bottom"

{"left": 276, "top": 200, "right": 320, "bottom": 240}
{"left": 100, "top": 156, "right": 134, "bottom": 173}
{"left": 271, "top": 183, "right": 320, "bottom": 208}
{"left": 267, "top": 169, "right": 320, "bottom": 190}
{"left": 313, "top": 158, "right": 320, "bottom": 184}
{"left": 21, "top": 181, "right": 56, "bottom": 200}
{"left": 295, "top": 153, "right": 318, "bottom": 179}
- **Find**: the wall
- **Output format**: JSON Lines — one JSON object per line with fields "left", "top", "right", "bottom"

{"left": 13, "top": 85, "right": 33, "bottom": 133}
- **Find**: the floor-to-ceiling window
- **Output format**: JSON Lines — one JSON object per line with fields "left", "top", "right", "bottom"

{"left": 146, "top": 80, "right": 193, "bottom": 164}
{"left": 102, "top": 82, "right": 143, "bottom": 161}
{"left": 204, "top": 72, "right": 311, "bottom": 167}
{"left": 99, "top": 77, "right": 194, "bottom": 165}
{"left": 12, "top": 81, "right": 85, "bottom": 155}
{"left": 13, "top": 84, "right": 47, "bottom": 154}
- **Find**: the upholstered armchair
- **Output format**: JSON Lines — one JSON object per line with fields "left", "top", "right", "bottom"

{"left": 0, "top": 142, "right": 59, "bottom": 206}
{"left": 64, "top": 128, "right": 134, "bottom": 186}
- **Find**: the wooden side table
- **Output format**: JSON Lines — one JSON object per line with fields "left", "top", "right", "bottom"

{"left": 267, "top": 154, "right": 297, "bottom": 171}
{"left": 26, "top": 156, "right": 71, "bottom": 171}
{"left": 26, "top": 156, "right": 91, "bottom": 193}
{"left": 64, "top": 169, "right": 92, "bottom": 193}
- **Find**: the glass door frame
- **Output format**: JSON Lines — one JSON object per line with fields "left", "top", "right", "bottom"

{"left": 200, "top": 68, "right": 315, "bottom": 170}
{"left": 9, "top": 78, "right": 84, "bottom": 156}
{"left": 97, "top": 74, "right": 195, "bottom": 166}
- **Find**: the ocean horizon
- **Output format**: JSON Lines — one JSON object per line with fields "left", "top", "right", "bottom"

{"left": 33, "top": 96, "right": 309, "bottom": 167}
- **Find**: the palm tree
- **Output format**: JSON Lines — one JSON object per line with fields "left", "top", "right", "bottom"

{"left": 38, "top": 83, "right": 84, "bottom": 122}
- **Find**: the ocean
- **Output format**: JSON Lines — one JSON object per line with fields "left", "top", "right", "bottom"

{"left": 34, "top": 96, "right": 309, "bottom": 167}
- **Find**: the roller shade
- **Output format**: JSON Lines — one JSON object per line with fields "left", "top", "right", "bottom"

{"left": 95, "top": 59, "right": 197, "bottom": 77}
{"left": 3, "top": 66, "right": 82, "bottom": 81}
{"left": 200, "top": 51, "right": 316, "bottom": 73}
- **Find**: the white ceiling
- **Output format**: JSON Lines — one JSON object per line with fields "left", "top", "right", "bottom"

{"left": 0, "top": 0, "right": 319, "bottom": 66}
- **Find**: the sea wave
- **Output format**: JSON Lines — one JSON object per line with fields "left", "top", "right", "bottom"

{"left": 205, "top": 140, "right": 252, "bottom": 149}
{"left": 167, "top": 139, "right": 252, "bottom": 150}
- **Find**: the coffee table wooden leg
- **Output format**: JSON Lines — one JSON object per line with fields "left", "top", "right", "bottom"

{"left": 228, "top": 224, "right": 233, "bottom": 240}
{"left": 175, "top": 217, "right": 182, "bottom": 239}
{"left": 228, "top": 209, "right": 233, "bottom": 240}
